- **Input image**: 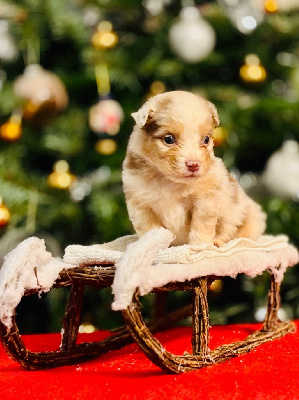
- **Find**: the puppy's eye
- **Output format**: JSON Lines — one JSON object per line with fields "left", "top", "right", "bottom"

{"left": 201, "top": 135, "right": 210, "bottom": 145}
{"left": 163, "top": 135, "right": 176, "bottom": 145}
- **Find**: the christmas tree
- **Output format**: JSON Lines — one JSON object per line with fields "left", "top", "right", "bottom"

{"left": 0, "top": 0, "right": 298, "bottom": 333}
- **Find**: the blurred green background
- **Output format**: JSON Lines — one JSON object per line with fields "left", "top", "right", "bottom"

{"left": 0, "top": 0, "right": 298, "bottom": 334}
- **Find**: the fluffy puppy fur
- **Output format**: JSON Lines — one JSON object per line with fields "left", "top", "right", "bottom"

{"left": 123, "top": 91, "right": 266, "bottom": 246}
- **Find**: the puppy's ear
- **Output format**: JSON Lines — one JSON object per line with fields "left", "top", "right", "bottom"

{"left": 208, "top": 101, "right": 220, "bottom": 127}
{"left": 131, "top": 103, "right": 154, "bottom": 128}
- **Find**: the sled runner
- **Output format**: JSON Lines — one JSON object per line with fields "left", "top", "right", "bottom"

{"left": 0, "top": 230, "right": 297, "bottom": 373}
{"left": 0, "top": 264, "right": 295, "bottom": 373}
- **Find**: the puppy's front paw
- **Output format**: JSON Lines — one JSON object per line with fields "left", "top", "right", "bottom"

{"left": 213, "top": 238, "right": 225, "bottom": 247}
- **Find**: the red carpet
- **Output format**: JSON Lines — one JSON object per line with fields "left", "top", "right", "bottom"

{"left": 1, "top": 322, "right": 299, "bottom": 400}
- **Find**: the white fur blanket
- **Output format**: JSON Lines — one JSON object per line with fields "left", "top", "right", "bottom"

{"left": 0, "top": 229, "right": 298, "bottom": 330}
{"left": 64, "top": 229, "right": 298, "bottom": 310}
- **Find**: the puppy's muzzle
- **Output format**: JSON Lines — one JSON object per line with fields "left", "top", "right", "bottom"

{"left": 185, "top": 160, "right": 200, "bottom": 172}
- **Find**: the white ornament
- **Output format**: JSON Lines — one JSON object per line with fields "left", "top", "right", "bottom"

{"left": 82, "top": 5, "right": 101, "bottom": 27}
{"left": 89, "top": 99, "right": 124, "bottom": 135}
{"left": 143, "top": 0, "right": 172, "bottom": 16}
{"left": 263, "top": 140, "right": 299, "bottom": 201}
{"left": 0, "top": 20, "right": 18, "bottom": 62}
{"left": 219, "top": 0, "right": 264, "bottom": 34}
{"left": 169, "top": 6, "right": 216, "bottom": 63}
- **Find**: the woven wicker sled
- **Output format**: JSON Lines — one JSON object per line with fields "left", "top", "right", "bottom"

{"left": 0, "top": 262, "right": 296, "bottom": 374}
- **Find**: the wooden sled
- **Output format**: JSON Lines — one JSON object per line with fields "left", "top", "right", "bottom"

{"left": 0, "top": 263, "right": 296, "bottom": 373}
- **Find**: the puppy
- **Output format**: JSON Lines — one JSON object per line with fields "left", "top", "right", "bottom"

{"left": 122, "top": 91, "right": 266, "bottom": 247}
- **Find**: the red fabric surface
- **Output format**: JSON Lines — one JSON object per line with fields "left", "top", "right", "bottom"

{"left": 1, "top": 322, "right": 299, "bottom": 400}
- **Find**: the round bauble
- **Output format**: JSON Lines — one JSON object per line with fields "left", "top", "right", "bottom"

{"left": 13, "top": 64, "right": 68, "bottom": 126}
{"left": 263, "top": 140, "right": 299, "bottom": 201}
{"left": 89, "top": 99, "right": 124, "bottom": 135}
{"left": 169, "top": 6, "right": 216, "bottom": 63}
{"left": 219, "top": 0, "right": 264, "bottom": 34}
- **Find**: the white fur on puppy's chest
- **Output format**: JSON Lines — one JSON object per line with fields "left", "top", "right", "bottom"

{"left": 151, "top": 193, "right": 190, "bottom": 245}
{"left": 125, "top": 172, "right": 191, "bottom": 245}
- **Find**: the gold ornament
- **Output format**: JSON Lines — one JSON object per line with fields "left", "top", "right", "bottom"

{"left": 239, "top": 54, "right": 267, "bottom": 83}
{"left": 48, "top": 160, "right": 76, "bottom": 189}
{"left": 213, "top": 126, "right": 228, "bottom": 147}
{"left": 209, "top": 279, "right": 223, "bottom": 293}
{"left": 0, "top": 197, "right": 11, "bottom": 227}
{"left": 146, "top": 81, "right": 166, "bottom": 99}
{"left": 264, "top": 0, "right": 278, "bottom": 13}
{"left": 78, "top": 323, "right": 96, "bottom": 334}
{"left": 14, "top": 64, "right": 68, "bottom": 126}
{"left": 91, "top": 21, "right": 118, "bottom": 49}
{"left": 150, "top": 81, "right": 166, "bottom": 95}
{"left": 95, "top": 139, "right": 117, "bottom": 155}
{"left": 0, "top": 113, "right": 22, "bottom": 141}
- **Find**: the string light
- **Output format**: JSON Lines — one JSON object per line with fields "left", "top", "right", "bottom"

{"left": 0, "top": 112, "right": 22, "bottom": 141}
{"left": 95, "top": 139, "right": 117, "bottom": 155}
{"left": 147, "top": 81, "right": 166, "bottom": 99}
{"left": 91, "top": 21, "right": 118, "bottom": 49}
{"left": 0, "top": 197, "right": 11, "bottom": 227}
{"left": 264, "top": 0, "right": 278, "bottom": 13}
{"left": 240, "top": 54, "right": 267, "bottom": 83}
{"left": 48, "top": 160, "right": 76, "bottom": 189}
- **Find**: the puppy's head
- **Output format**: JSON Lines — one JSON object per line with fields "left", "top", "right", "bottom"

{"left": 130, "top": 91, "right": 220, "bottom": 183}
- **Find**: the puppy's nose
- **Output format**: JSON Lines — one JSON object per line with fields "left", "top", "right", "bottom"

{"left": 185, "top": 160, "right": 200, "bottom": 172}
